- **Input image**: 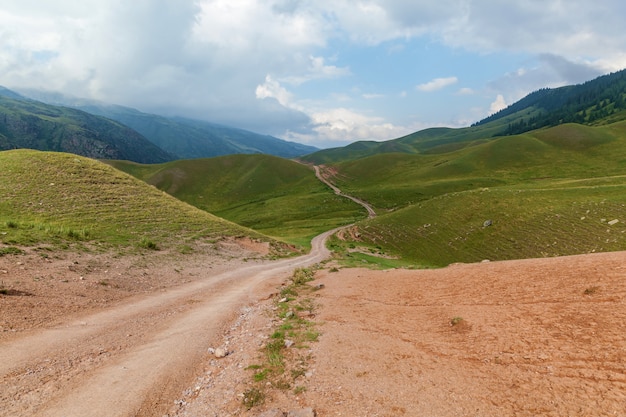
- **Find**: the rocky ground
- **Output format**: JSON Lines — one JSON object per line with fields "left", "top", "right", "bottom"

{"left": 2, "top": 246, "right": 626, "bottom": 416}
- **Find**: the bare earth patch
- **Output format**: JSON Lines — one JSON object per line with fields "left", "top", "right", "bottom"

{"left": 174, "top": 251, "right": 626, "bottom": 417}
{"left": 3, "top": 247, "right": 626, "bottom": 416}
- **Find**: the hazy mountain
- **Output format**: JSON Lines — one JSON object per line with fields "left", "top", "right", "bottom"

{"left": 0, "top": 92, "right": 173, "bottom": 163}
{"left": 15, "top": 89, "right": 318, "bottom": 159}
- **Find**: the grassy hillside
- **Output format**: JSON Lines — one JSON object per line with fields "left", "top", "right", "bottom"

{"left": 0, "top": 150, "right": 279, "bottom": 253}
{"left": 107, "top": 155, "right": 365, "bottom": 247}
{"left": 323, "top": 122, "right": 626, "bottom": 266}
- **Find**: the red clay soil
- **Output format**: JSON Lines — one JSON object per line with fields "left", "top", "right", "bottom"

{"left": 2, "top": 247, "right": 626, "bottom": 416}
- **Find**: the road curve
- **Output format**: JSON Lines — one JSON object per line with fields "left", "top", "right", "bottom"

{"left": 0, "top": 228, "right": 339, "bottom": 417}
{"left": 314, "top": 165, "right": 376, "bottom": 218}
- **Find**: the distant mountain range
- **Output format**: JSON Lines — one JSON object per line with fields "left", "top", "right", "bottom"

{"left": 3, "top": 69, "right": 626, "bottom": 165}
{"left": 0, "top": 88, "right": 317, "bottom": 162}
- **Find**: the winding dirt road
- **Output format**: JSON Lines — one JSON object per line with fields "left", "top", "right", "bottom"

{"left": 314, "top": 165, "right": 376, "bottom": 218}
{"left": 0, "top": 230, "right": 337, "bottom": 417}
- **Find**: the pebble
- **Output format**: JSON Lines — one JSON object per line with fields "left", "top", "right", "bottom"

{"left": 214, "top": 347, "right": 227, "bottom": 358}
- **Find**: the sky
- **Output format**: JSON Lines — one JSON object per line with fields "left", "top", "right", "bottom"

{"left": 1, "top": 1, "right": 626, "bottom": 149}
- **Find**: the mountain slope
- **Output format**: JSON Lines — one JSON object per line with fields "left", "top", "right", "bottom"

{"left": 475, "top": 69, "right": 626, "bottom": 133}
{"left": 15, "top": 89, "right": 318, "bottom": 159}
{"left": 0, "top": 149, "right": 279, "bottom": 251}
{"left": 0, "top": 93, "right": 173, "bottom": 163}
{"left": 321, "top": 121, "right": 626, "bottom": 266}
{"left": 107, "top": 155, "right": 365, "bottom": 247}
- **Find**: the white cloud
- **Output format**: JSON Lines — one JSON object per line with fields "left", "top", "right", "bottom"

{"left": 255, "top": 75, "right": 294, "bottom": 108}
{"left": 280, "top": 55, "right": 351, "bottom": 85}
{"left": 456, "top": 87, "right": 474, "bottom": 95}
{"left": 283, "top": 107, "right": 415, "bottom": 148}
{"left": 417, "top": 77, "right": 458, "bottom": 92}
{"left": 490, "top": 94, "right": 507, "bottom": 114}
{"left": 1, "top": 0, "right": 626, "bottom": 148}
{"left": 362, "top": 93, "right": 385, "bottom": 99}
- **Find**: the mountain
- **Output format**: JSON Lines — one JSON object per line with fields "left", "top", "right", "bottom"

{"left": 15, "top": 89, "right": 318, "bottom": 159}
{"left": 302, "top": 69, "right": 626, "bottom": 164}
{"left": 0, "top": 91, "right": 173, "bottom": 163}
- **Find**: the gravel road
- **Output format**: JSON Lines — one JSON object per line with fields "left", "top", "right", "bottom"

{"left": 0, "top": 230, "right": 335, "bottom": 417}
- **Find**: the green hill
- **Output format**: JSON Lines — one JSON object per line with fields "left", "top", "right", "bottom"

{"left": 0, "top": 94, "right": 173, "bottom": 163}
{"left": 0, "top": 150, "right": 283, "bottom": 254}
{"left": 321, "top": 121, "right": 626, "bottom": 266}
{"left": 107, "top": 154, "right": 365, "bottom": 247}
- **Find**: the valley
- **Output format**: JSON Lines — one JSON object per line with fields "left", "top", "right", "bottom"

{"left": 3, "top": 70, "right": 626, "bottom": 416}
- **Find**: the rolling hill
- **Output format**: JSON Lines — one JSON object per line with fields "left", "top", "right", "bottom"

{"left": 15, "top": 88, "right": 318, "bottom": 159}
{"left": 0, "top": 149, "right": 285, "bottom": 254}
{"left": 0, "top": 93, "right": 173, "bottom": 163}
{"left": 321, "top": 120, "right": 626, "bottom": 266}
{"left": 106, "top": 155, "right": 365, "bottom": 247}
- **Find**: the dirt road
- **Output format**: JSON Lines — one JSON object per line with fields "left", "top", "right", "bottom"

{"left": 314, "top": 165, "right": 376, "bottom": 218}
{"left": 0, "top": 230, "right": 335, "bottom": 417}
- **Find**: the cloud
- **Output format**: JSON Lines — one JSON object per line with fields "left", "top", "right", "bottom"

{"left": 362, "top": 93, "right": 385, "bottom": 99}
{"left": 456, "top": 87, "right": 474, "bottom": 95}
{"left": 255, "top": 77, "right": 408, "bottom": 146}
{"left": 1, "top": 0, "right": 626, "bottom": 148}
{"left": 487, "top": 54, "right": 604, "bottom": 106}
{"left": 417, "top": 77, "right": 458, "bottom": 92}
{"left": 255, "top": 75, "right": 294, "bottom": 108}
{"left": 490, "top": 94, "right": 507, "bottom": 114}
{"left": 283, "top": 107, "right": 415, "bottom": 148}
{"left": 280, "top": 55, "right": 351, "bottom": 85}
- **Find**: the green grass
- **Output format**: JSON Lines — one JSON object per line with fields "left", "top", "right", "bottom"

{"left": 316, "top": 122, "right": 626, "bottom": 266}
{"left": 242, "top": 267, "right": 322, "bottom": 409}
{"left": 343, "top": 179, "right": 626, "bottom": 266}
{"left": 0, "top": 149, "right": 279, "bottom": 252}
{"left": 107, "top": 154, "right": 365, "bottom": 248}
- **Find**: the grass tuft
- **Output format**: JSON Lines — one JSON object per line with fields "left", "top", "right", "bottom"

{"left": 241, "top": 266, "right": 322, "bottom": 410}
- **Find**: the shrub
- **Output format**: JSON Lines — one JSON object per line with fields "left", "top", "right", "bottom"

{"left": 292, "top": 267, "right": 315, "bottom": 285}
{"left": 242, "top": 388, "right": 265, "bottom": 409}
{"left": 139, "top": 237, "right": 159, "bottom": 250}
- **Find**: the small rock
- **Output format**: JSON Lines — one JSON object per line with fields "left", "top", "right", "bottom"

{"left": 284, "top": 339, "right": 295, "bottom": 348}
{"left": 279, "top": 297, "right": 288, "bottom": 303}
{"left": 214, "top": 348, "right": 228, "bottom": 358}
{"left": 314, "top": 283, "right": 325, "bottom": 290}
{"left": 483, "top": 219, "right": 493, "bottom": 227}
{"left": 287, "top": 408, "right": 316, "bottom": 417}
{"left": 608, "top": 219, "right": 619, "bottom": 226}
{"left": 258, "top": 409, "right": 285, "bottom": 417}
